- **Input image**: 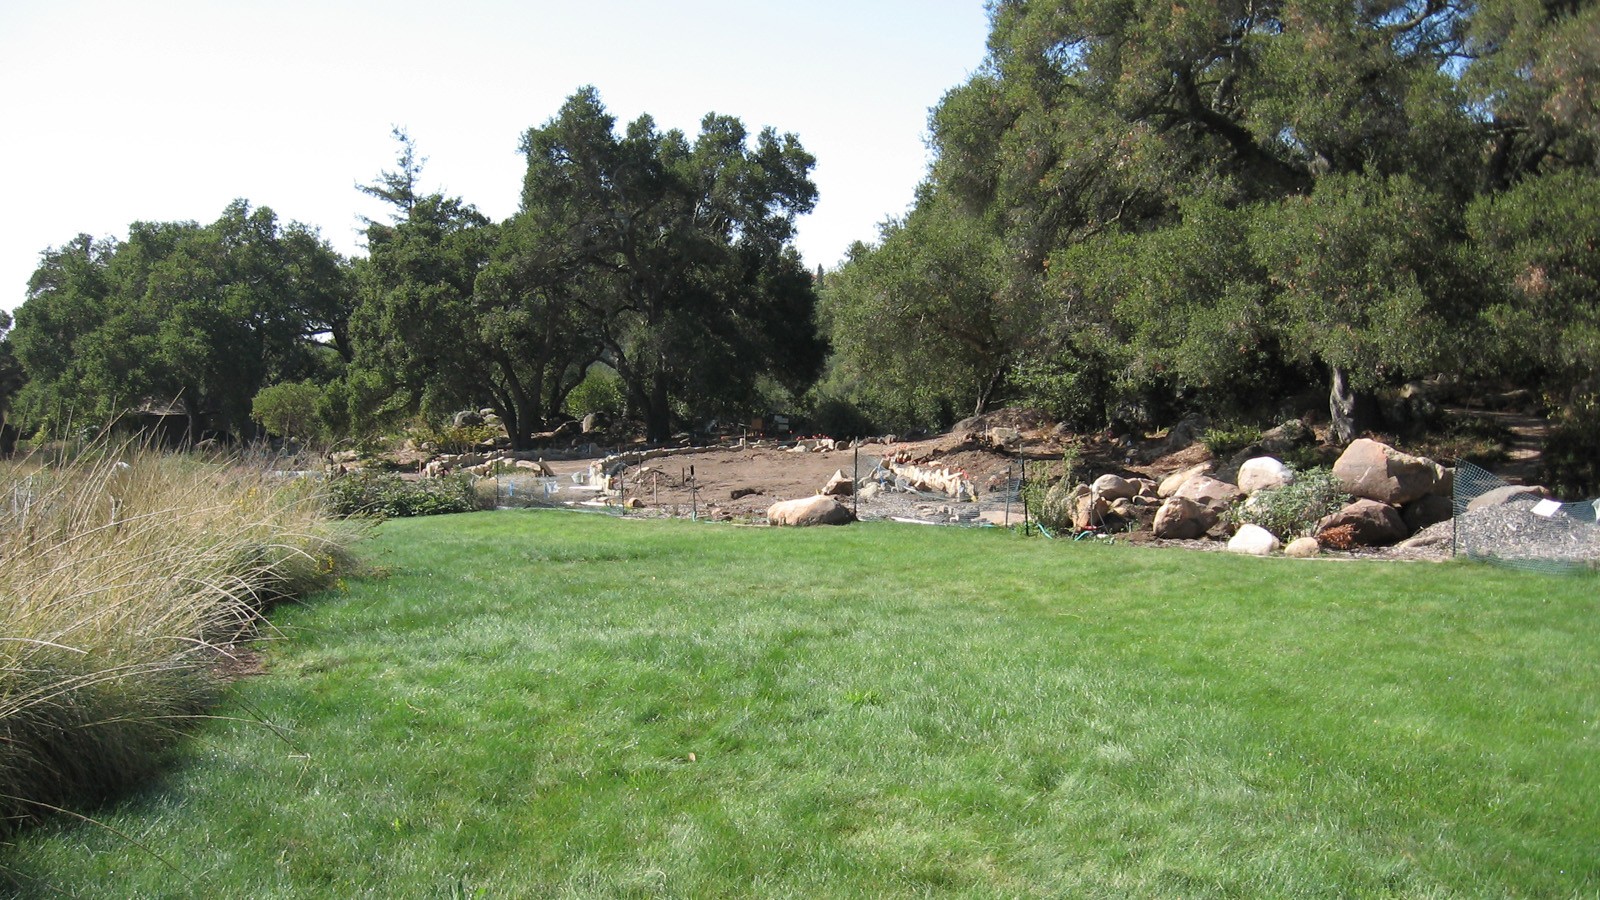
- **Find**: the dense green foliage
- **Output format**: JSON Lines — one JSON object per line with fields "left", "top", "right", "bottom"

{"left": 6, "top": 10, "right": 1596, "bottom": 478}
{"left": 8, "top": 94, "right": 821, "bottom": 449}
{"left": 1231, "top": 467, "right": 1353, "bottom": 539}
{"left": 324, "top": 470, "right": 480, "bottom": 518}
{"left": 822, "top": 0, "right": 1600, "bottom": 449}
{"left": 250, "top": 380, "right": 327, "bottom": 447}
{"left": 11, "top": 204, "right": 350, "bottom": 440}
{"left": 4, "top": 512, "right": 1596, "bottom": 895}
{"left": 518, "top": 88, "right": 825, "bottom": 442}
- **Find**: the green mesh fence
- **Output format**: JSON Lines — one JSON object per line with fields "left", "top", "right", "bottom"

{"left": 1452, "top": 461, "right": 1600, "bottom": 573}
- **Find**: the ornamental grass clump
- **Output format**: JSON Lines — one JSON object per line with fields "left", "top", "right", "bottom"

{"left": 0, "top": 445, "right": 355, "bottom": 834}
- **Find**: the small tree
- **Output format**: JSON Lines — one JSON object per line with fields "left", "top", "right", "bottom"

{"left": 252, "top": 381, "right": 327, "bottom": 447}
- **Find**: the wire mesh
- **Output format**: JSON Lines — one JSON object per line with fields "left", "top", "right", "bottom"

{"left": 1452, "top": 461, "right": 1600, "bottom": 573}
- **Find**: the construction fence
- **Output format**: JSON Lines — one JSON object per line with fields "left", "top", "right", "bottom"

{"left": 1452, "top": 461, "right": 1600, "bottom": 573}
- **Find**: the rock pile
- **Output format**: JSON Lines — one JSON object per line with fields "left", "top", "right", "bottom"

{"left": 1039, "top": 438, "right": 1464, "bottom": 558}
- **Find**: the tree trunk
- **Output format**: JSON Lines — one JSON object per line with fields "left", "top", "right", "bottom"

{"left": 973, "top": 367, "right": 1006, "bottom": 418}
{"left": 1328, "top": 364, "right": 1371, "bottom": 447}
{"left": 644, "top": 371, "right": 671, "bottom": 445}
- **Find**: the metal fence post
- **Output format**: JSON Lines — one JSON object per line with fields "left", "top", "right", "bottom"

{"left": 1022, "top": 456, "right": 1030, "bottom": 537}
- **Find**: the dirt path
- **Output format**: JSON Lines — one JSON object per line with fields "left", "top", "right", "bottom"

{"left": 1444, "top": 406, "right": 1551, "bottom": 485}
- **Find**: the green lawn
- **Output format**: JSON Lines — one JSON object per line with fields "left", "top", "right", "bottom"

{"left": 5, "top": 511, "right": 1597, "bottom": 898}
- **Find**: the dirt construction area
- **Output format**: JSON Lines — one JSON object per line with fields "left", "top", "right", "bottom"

{"left": 540, "top": 435, "right": 1030, "bottom": 524}
{"left": 514, "top": 407, "right": 1506, "bottom": 563}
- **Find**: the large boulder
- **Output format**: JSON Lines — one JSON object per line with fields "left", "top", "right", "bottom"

{"left": 987, "top": 426, "right": 1023, "bottom": 451}
{"left": 1401, "top": 494, "right": 1453, "bottom": 533}
{"left": 1153, "top": 496, "right": 1213, "bottom": 539}
{"left": 1158, "top": 462, "right": 1215, "bottom": 498}
{"left": 1259, "top": 420, "right": 1315, "bottom": 455}
{"left": 767, "top": 496, "right": 856, "bottom": 527}
{"left": 1332, "top": 439, "right": 1445, "bottom": 506}
{"left": 1175, "top": 476, "right": 1244, "bottom": 516}
{"left": 1316, "top": 499, "right": 1409, "bottom": 546}
{"left": 1074, "top": 492, "right": 1110, "bottom": 530}
{"left": 1237, "top": 457, "right": 1295, "bottom": 496}
{"left": 1092, "top": 474, "right": 1139, "bottom": 501}
{"left": 1228, "top": 524, "right": 1282, "bottom": 556}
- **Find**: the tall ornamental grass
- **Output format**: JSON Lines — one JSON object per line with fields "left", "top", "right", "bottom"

{"left": 0, "top": 447, "right": 355, "bottom": 833}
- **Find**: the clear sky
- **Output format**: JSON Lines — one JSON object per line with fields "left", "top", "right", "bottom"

{"left": 0, "top": 0, "right": 992, "bottom": 314}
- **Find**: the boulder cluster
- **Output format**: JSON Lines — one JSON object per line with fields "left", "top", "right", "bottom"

{"left": 1145, "top": 438, "right": 1455, "bottom": 556}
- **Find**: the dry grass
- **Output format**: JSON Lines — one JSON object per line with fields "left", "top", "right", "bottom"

{"left": 0, "top": 443, "right": 357, "bottom": 833}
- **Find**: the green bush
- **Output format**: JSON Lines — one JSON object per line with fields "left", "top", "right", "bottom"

{"left": 327, "top": 471, "right": 482, "bottom": 518}
{"left": 1202, "top": 424, "right": 1262, "bottom": 458}
{"left": 1022, "top": 447, "right": 1085, "bottom": 533}
{"left": 566, "top": 366, "right": 626, "bottom": 419}
{"left": 1231, "top": 467, "right": 1351, "bottom": 539}
{"left": 407, "top": 422, "right": 501, "bottom": 454}
{"left": 252, "top": 380, "right": 328, "bottom": 446}
{"left": 1543, "top": 402, "right": 1600, "bottom": 498}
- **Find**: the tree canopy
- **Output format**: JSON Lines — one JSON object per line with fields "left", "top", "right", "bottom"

{"left": 6, "top": 27, "right": 1596, "bottom": 464}
{"left": 11, "top": 204, "right": 348, "bottom": 439}
{"left": 517, "top": 87, "right": 824, "bottom": 443}
{"left": 822, "top": 0, "right": 1600, "bottom": 442}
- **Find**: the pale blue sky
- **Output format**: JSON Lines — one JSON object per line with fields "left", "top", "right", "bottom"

{"left": 0, "top": 0, "right": 991, "bottom": 313}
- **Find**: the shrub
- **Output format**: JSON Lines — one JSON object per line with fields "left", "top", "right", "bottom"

{"left": 1022, "top": 446, "right": 1085, "bottom": 533}
{"left": 566, "top": 366, "right": 626, "bottom": 419}
{"left": 251, "top": 380, "right": 328, "bottom": 447}
{"left": 406, "top": 422, "right": 501, "bottom": 454}
{"left": 326, "top": 471, "right": 482, "bottom": 518}
{"left": 1543, "top": 393, "right": 1600, "bottom": 498}
{"left": 1202, "top": 424, "right": 1262, "bottom": 458}
{"left": 1232, "top": 467, "right": 1351, "bottom": 539}
{"left": 0, "top": 445, "right": 354, "bottom": 834}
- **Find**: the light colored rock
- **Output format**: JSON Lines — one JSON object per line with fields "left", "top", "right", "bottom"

{"left": 1237, "top": 457, "right": 1296, "bottom": 496}
{"left": 1465, "top": 483, "right": 1552, "bottom": 513}
{"left": 1317, "top": 499, "right": 1409, "bottom": 546}
{"left": 987, "top": 426, "right": 1023, "bottom": 450}
{"left": 1285, "top": 536, "right": 1321, "bottom": 558}
{"left": 1431, "top": 466, "right": 1455, "bottom": 498}
{"left": 1228, "top": 524, "right": 1282, "bottom": 556}
{"left": 1092, "top": 474, "right": 1139, "bottom": 501}
{"left": 1158, "top": 462, "right": 1216, "bottom": 498}
{"left": 857, "top": 482, "right": 883, "bottom": 500}
{"left": 1397, "top": 526, "right": 1453, "bottom": 551}
{"left": 767, "top": 495, "right": 855, "bottom": 527}
{"left": 1332, "top": 439, "right": 1444, "bottom": 506}
{"left": 1153, "top": 496, "right": 1212, "bottom": 539}
{"left": 514, "top": 459, "right": 554, "bottom": 476}
{"left": 822, "top": 469, "right": 854, "bottom": 496}
{"left": 1175, "top": 476, "right": 1244, "bottom": 515}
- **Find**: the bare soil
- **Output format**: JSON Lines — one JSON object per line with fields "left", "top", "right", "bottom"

{"left": 527, "top": 407, "right": 1546, "bottom": 563}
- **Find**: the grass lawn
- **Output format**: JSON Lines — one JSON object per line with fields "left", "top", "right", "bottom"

{"left": 4, "top": 510, "right": 1597, "bottom": 898}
